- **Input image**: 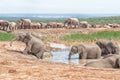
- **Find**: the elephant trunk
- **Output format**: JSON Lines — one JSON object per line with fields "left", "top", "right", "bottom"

{"left": 68, "top": 53, "right": 71, "bottom": 60}
{"left": 10, "top": 38, "right": 17, "bottom": 46}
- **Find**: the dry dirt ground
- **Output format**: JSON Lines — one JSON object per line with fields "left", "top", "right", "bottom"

{"left": 0, "top": 28, "right": 120, "bottom": 80}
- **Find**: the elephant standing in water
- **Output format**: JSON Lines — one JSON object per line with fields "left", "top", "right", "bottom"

{"left": 10, "top": 33, "right": 51, "bottom": 59}
{"left": 68, "top": 44, "right": 102, "bottom": 60}
{"left": 85, "top": 54, "right": 120, "bottom": 68}
{"left": 17, "top": 19, "right": 31, "bottom": 29}
{"left": 64, "top": 18, "right": 79, "bottom": 29}
{"left": 96, "top": 39, "right": 120, "bottom": 55}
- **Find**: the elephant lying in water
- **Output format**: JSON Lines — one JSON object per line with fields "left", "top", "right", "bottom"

{"left": 10, "top": 33, "right": 52, "bottom": 59}
{"left": 68, "top": 44, "right": 102, "bottom": 60}
{"left": 85, "top": 54, "right": 120, "bottom": 68}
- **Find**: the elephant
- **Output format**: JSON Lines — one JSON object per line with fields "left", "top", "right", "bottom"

{"left": 46, "top": 22, "right": 57, "bottom": 28}
{"left": 107, "top": 23, "right": 120, "bottom": 28}
{"left": 79, "top": 21, "right": 90, "bottom": 28}
{"left": 8, "top": 22, "right": 17, "bottom": 32}
{"left": 39, "top": 22, "right": 47, "bottom": 29}
{"left": 64, "top": 18, "right": 79, "bottom": 29}
{"left": 85, "top": 54, "right": 120, "bottom": 68}
{"left": 57, "top": 23, "right": 64, "bottom": 28}
{"left": 96, "top": 39, "right": 120, "bottom": 55}
{"left": 68, "top": 44, "right": 102, "bottom": 60}
{"left": 17, "top": 19, "right": 31, "bottom": 29}
{"left": 30, "top": 32, "right": 44, "bottom": 41}
{"left": 0, "top": 20, "right": 9, "bottom": 31}
{"left": 30, "top": 22, "right": 41, "bottom": 29}
{"left": 10, "top": 33, "right": 46, "bottom": 59}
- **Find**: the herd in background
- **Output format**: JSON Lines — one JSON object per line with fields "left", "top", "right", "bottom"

{"left": 0, "top": 18, "right": 120, "bottom": 32}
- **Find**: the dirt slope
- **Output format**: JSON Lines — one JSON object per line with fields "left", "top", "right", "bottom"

{"left": 0, "top": 41, "right": 120, "bottom": 80}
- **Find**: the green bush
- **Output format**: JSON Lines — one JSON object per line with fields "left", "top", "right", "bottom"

{"left": 61, "top": 31, "right": 120, "bottom": 41}
{"left": 0, "top": 32, "right": 16, "bottom": 41}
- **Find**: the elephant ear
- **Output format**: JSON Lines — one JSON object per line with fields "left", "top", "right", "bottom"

{"left": 108, "top": 42, "right": 119, "bottom": 54}
{"left": 96, "top": 41, "right": 102, "bottom": 48}
{"left": 96, "top": 41, "right": 107, "bottom": 49}
{"left": 72, "top": 45, "right": 78, "bottom": 53}
{"left": 25, "top": 33, "right": 32, "bottom": 40}
{"left": 78, "top": 44, "right": 87, "bottom": 54}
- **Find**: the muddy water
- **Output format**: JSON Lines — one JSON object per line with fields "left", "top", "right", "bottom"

{"left": 51, "top": 49, "right": 79, "bottom": 64}
{"left": 45, "top": 43, "right": 99, "bottom": 65}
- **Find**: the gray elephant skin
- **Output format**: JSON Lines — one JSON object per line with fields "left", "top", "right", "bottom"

{"left": 96, "top": 39, "right": 120, "bottom": 55}
{"left": 0, "top": 20, "right": 9, "bottom": 31}
{"left": 64, "top": 18, "right": 79, "bottom": 28}
{"left": 8, "top": 22, "right": 17, "bottom": 32}
{"left": 68, "top": 44, "right": 102, "bottom": 60}
{"left": 10, "top": 33, "right": 46, "bottom": 59}
{"left": 17, "top": 19, "right": 31, "bottom": 29}
{"left": 85, "top": 54, "right": 120, "bottom": 68}
{"left": 79, "top": 21, "right": 90, "bottom": 28}
{"left": 30, "top": 22, "right": 41, "bottom": 29}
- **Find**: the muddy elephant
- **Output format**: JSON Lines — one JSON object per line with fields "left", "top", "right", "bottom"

{"left": 79, "top": 21, "right": 90, "bottom": 28}
{"left": 85, "top": 54, "right": 120, "bottom": 68}
{"left": 8, "top": 22, "right": 17, "bottom": 32}
{"left": 0, "top": 20, "right": 9, "bottom": 31}
{"left": 64, "top": 18, "right": 79, "bottom": 29}
{"left": 96, "top": 39, "right": 120, "bottom": 55}
{"left": 10, "top": 33, "right": 46, "bottom": 59}
{"left": 68, "top": 44, "right": 102, "bottom": 60}
{"left": 17, "top": 19, "right": 31, "bottom": 29}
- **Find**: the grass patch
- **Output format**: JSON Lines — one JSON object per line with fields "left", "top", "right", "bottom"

{"left": 0, "top": 32, "right": 16, "bottom": 41}
{"left": 61, "top": 31, "right": 120, "bottom": 41}
{"left": 79, "top": 16, "right": 120, "bottom": 24}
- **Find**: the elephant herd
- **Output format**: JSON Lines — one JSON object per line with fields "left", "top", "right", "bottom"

{"left": 10, "top": 32, "right": 120, "bottom": 69}
{"left": 1, "top": 18, "right": 120, "bottom": 32}
{"left": 69, "top": 39, "right": 120, "bottom": 68}
{"left": 0, "top": 20, "right": 17, "bottom": 32}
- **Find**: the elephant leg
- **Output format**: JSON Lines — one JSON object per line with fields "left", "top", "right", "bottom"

{"left": 96, "top": 52, "right": 102, "bottom": 59}
{"left": 79, "top": 54, "right": 81, "bottom": 59}
{"left": 35, "top": 50, "right": 44, "bottom": 59}
{"left": 116, "top": 58, "right": 120, "bottom": 68}
{"left": 23, "top": 49, "right": 29, "bottom": 55}
{"left": 81, "top": 53, "right": 87, "bottom": 59}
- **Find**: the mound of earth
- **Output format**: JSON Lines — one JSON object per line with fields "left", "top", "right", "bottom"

{"left": 0, "top": 41, "right": 120, "bottom": 80}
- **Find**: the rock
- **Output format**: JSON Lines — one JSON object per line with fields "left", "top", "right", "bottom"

{"left": 42, "top": 52, "right": 53, "bottom": 59}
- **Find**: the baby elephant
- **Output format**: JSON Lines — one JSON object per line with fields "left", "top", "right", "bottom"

{"left": 10, "top": 33, "right": 45, "bottom": 59}
{"left": 68, "top": 44, "right": 102, "bottom": 60}
{"left": 85, "top": 54, "right": 120, "bottom": 68}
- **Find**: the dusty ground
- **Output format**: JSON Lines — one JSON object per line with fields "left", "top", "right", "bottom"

{"left": 0, "top": 28, "right": 120, "bottom": 80}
